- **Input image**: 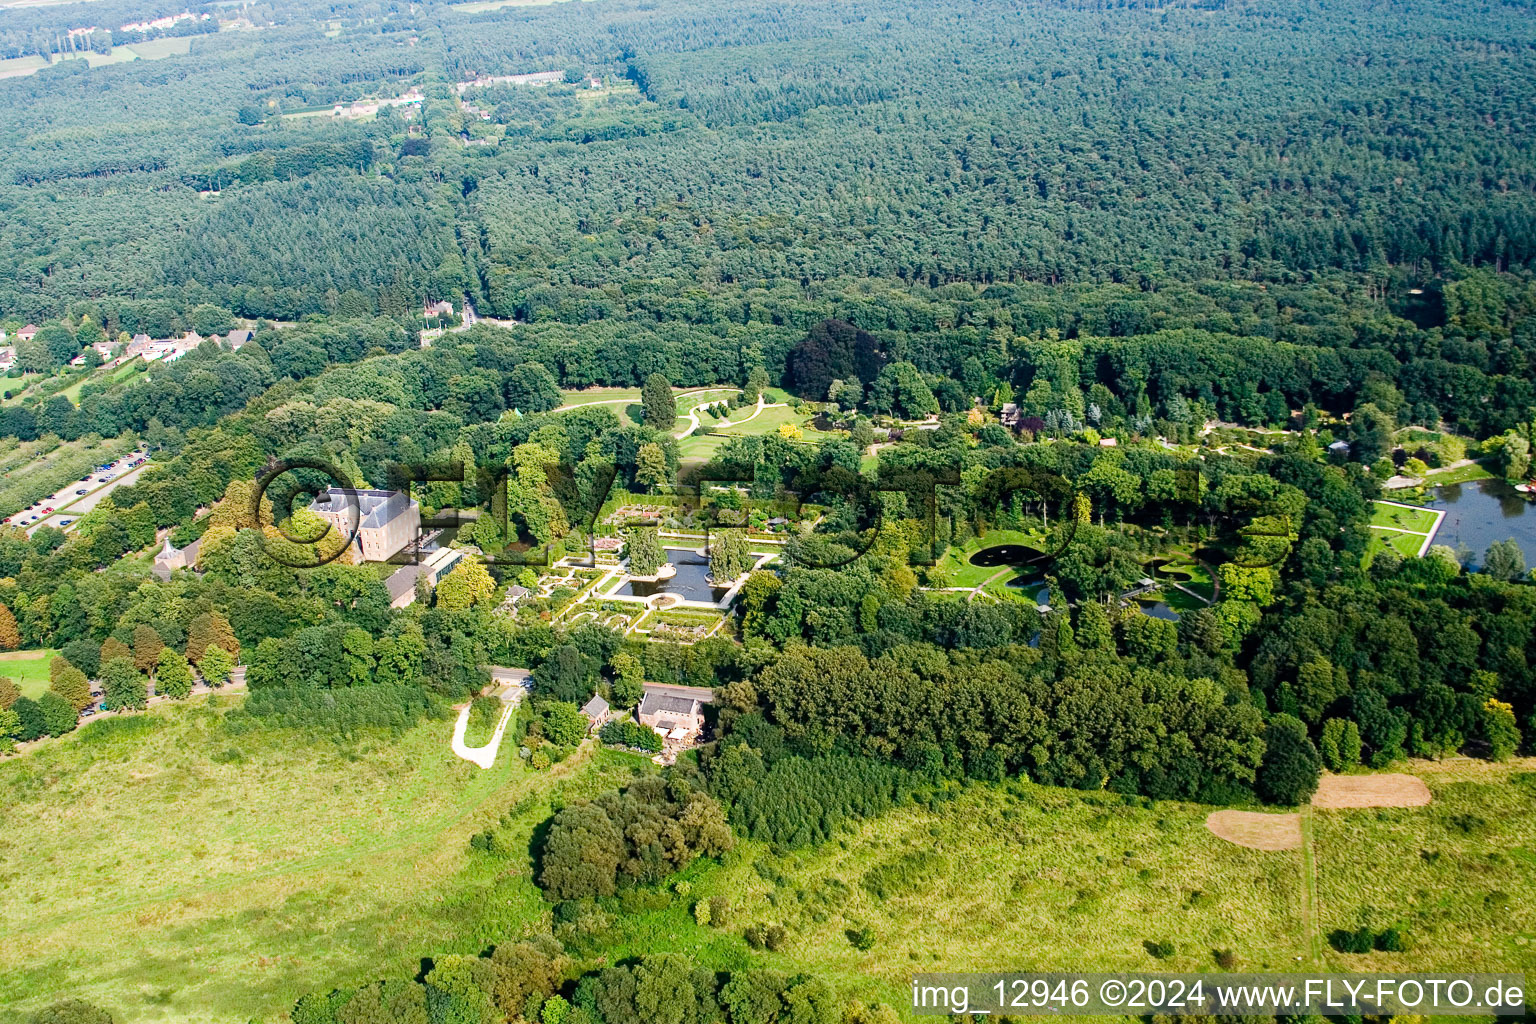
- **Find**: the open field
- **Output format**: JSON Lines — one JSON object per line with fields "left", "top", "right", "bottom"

{"left": 1206, "top": 809, "right": 1302, "bottom": 850}
{"left": 672, "top": 761, "right": 1536, "bottom": 1009}
{"left": 0, "top": 697, "right": 649, "bottom": 1023}
{"left": 0, "top": 55, "right": 48, "bottom": 79}
{"left": 670, "top": 782, "right": 1313, "bottom": 1009}
{"left": 0, "top": 649, "right": 58, "bottom": 699}
{"left": 0, "top": 37, "right": 191, "bottom": 79}
{"left": 3, "top": 697, "right": 1532, "bottom": 1022}
{"left": 124, "top": 37, "right": 194, "bottom": 60}
{"left": 1311, "top": 758, "right": 1536, "bottom": 972}
{"left": 1313, "top": 771, "right": 1433, "bottom": 808}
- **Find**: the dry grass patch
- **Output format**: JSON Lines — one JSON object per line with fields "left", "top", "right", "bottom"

{"left": 1313, "top": 773, "right": 1432, "bottom": 809}
{"left": 1205, "top": 810, "right": 1303, "bottom": 850}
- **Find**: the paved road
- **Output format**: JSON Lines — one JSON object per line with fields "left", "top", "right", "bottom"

{"left": 16, "top": 451, "right": 150, "bottom": 537}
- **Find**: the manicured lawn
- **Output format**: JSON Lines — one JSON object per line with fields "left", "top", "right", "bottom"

{"left": 1364, "top": 500, "right": 1442, "bottom": 565}
{"left": 934, "top": 529, "right": 1051, "bottom": 589}
{"left": 1, "top": 373, "right": 43, "bottom": 404}
{"left": 0, "top": 699, "right": 644, "bottom": 1023}
{"left": 556, "top": 386, "right": 741, "bottom": 430}
{"left": 679, "top": 404, "right": 825, "bottom": 460}
{"left": 1369, "top": 501, "right": 1440, "bottom": 534}
{"left": 1367, "top": 528, "right": 1430, "bottom": 561}
{"left": 0, "top": 649, "right": 58, "bottom": 698}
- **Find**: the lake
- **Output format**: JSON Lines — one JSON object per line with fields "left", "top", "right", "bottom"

{"left": 1424, "top": 479, "right": 1536, "bottom": 570}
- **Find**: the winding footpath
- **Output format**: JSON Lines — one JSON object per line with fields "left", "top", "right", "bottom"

{"left": 675, "top": 394, "right": 787, "bottom": 439}
{"left": 450, "top": 688, "right": 520, "bottom": 769}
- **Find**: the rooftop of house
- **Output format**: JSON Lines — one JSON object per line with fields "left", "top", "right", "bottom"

{"left": 581, "top": 694, "right": 610, "bottom": 720}
{"left": 311, "top": 487, "right": 416, "bottom": 530}
{"left": 640, "top": 693, "right": 700, "bottom": 717}
{"left": 385, "top": 564, "right": 430, "bottom": 601}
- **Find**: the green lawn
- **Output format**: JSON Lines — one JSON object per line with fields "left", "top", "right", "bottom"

{"left": 0, "top": 649, "right": 58, "bottom": 699}
{"left": 1369, "top": 501, "right": 1440, "bottom": 534}
{"left": 1364, "top": 500, "right": 1441, "bottom": 565}
{"left": 1425, "top": 460, "right": 1496, "bottom": 486}
{"left": 678, "top": 404, "right": 822, "bottom": 461}
{"left": 555, "top": 386, "right": 741, "bottom": 430}
{"left": 1367, "top": 528, "right": 1431, "bottom": 562}
{"left": 0, "top": 699, "right": 645, "bottom": 1023}
{"left": 933, "top": 529, "right": 1051, "bottom": 589}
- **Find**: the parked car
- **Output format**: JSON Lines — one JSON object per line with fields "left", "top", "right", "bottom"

{"left": 75, "top": 488, "right": 87, "bottom": 495}
{"left": 80, "top": 708, "right": 95, "bottom": 718}
{"left": 59, "top": 519, "right": 72, "bottom": 527}
{"left": 42, "top": 506, "right": 53, "bottom": 513}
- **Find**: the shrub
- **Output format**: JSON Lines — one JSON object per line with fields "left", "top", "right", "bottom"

{"left": 845, "top": 926, "right": 874, "bottom": 951}
{"left": 708, "top": 895, "right": 732, "bottom": 927}
{"left": 598, "top": 717, "right": 663, "bottom": 752}
{"left": 692, "top": 900, "right": 711, "bottom": 926}
{"left": 1144, "top": 939, "right": 1176, "bottom": 959}
{"left": 1213, "top": 948, "right": 1237, "bottom": 970}
{"left": 1328, "top": 927, "right": 1375, "bottom": 954}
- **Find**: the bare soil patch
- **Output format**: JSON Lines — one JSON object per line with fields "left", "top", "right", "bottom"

{"left": 1312, "top": 773, "right": 1431, "bottom": 809}
{"left": 1205, "top": 809, "right": 1303, "bottom": 850}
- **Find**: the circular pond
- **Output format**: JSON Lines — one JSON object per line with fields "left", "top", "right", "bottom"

{"left": 969, "top": 544, "right": 1045, "bottom": 567}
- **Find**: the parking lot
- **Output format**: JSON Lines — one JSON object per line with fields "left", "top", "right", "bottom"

{"left": 6, "top": 450, "right": 151, "bottom": 537}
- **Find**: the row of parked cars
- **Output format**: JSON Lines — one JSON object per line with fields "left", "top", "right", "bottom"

{"left": 3, "top": 449, "right": 148, "bottom": 527}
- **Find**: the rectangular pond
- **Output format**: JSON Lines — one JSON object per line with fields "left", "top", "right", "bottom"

{"left": 1423, "top": 479, "right": 1536, "bottom": 570}
{"left": 605, "top": 548, "right": 730, "bottom": 603}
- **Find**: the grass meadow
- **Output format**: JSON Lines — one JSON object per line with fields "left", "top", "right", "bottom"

{"left": 0, "top": 695, "right": 648, "bottom": 1023}
{"left": 3, "top": 688, "right": 1531, "bottom": 1023}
